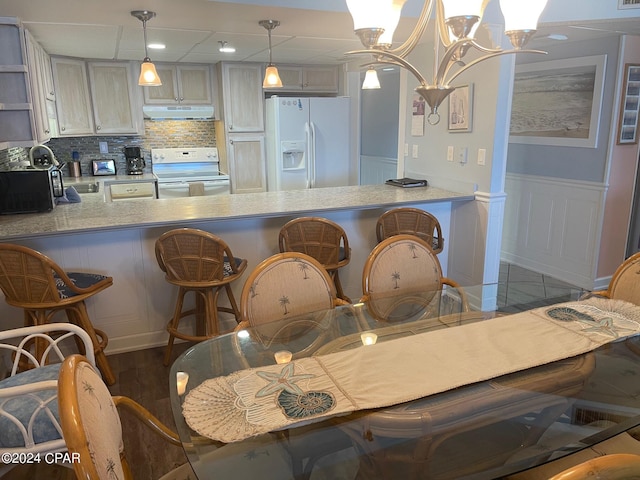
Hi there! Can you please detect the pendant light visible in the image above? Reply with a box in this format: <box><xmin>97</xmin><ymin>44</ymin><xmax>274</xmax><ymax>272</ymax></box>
<box><xmin>362</xmin><ymin>68</ymin><xmax>381</xmax><ymax>89</ymax></box>
<box><xmin>131</xmin><ymin>10</ymin><xmax>162</xmax><ymax>87</ymax></box>
<box><xmin>259</xmin><ymin>20</ymin><xmax>283</xmax><ymax>88</ymax></box>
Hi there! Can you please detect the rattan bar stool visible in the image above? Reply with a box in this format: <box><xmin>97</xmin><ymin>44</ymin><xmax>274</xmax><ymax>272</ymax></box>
<box><xmin>0</xmin><ymin>243</ymin><xmax>115</xmax><ymax>385</ymax></box>
<box><xmin>278</xmin><ymin>216</ymin><xmax>352</xmax><ymax>302</ymax></box>
<box><xmin>155</xmin><ymin>228</ymin><xmax>247</xmax><ymax>366</ymax></box>
<box><xmin>376</xmin><ymin>207</ymin><xmax>444</xmax><ymax>254</ymax></box>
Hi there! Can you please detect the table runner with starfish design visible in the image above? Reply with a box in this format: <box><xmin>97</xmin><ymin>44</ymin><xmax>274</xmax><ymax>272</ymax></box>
<box><xmin>182</xmin><ymin>297</ymin><xmax>640</xmax><ymax>443</ymax></box>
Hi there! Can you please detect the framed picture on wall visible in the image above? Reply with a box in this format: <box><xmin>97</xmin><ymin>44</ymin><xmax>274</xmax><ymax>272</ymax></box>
<box><xmin>617</xmin><ymin>63</ymin><xmax>640</xmax><ymax>144</ymax></box>
<box><xmin>509</xmin><ymin>55</ymin><xmax>607</xmax><ymax>148</ymax></box>
<box><xmin>448</xmin><ymin>84</ymin><xmax>473</xmax><ymax>132</ymax></box>
<box><xmin>619</xmin><ymin>0</ymin><xmax>640</xmax><ymax>9</ymax></box>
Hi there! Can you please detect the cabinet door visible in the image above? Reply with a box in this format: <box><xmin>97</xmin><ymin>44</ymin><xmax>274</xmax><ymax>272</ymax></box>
<box><xmin>221</xmin><ymin>63</ymin><xmax>264</xmax><ymax>132</ymax></box>
<box><xmin>24</xmin><ymin>29</ymin><xmax>50</xmax><ymax>142</ymax></box>
<box><xmin>303</xmin><ymin>66</ymin><xmax>338</xmax><ymax>92</ymax></box>
<box><xmin>227</xmin><ymin>134</ymin><xmax>266</xmax><ymax>193</ymax></box>
<box><xmin>88</xmin><ymin>62</ymin><xmax>140</xmax><ymax>134</ymax></box>
<box><xmin>177</xmin><ymin>65</ymin><xmax>212</xmax><ymax>104</ymax></box>
<box><xmin>143</xmin><ymin>65</ymin><xmax>179</xmax><ymax>104</ymax></box>
<box><xmin>51</xmin><ymin>57</ymin><xmax>94</xmax><ymax>136</ymax></box>
<box><xmin>270</xmin><ymin>66</ymin><xmax>303</xmax><ymax>91</ymax></box>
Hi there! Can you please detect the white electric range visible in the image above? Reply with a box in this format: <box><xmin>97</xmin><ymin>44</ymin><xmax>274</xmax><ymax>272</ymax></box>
<box><xmin>151</xmin><ymin>147</ymin><xmax>230</xmax><ymax>199</ymax></box>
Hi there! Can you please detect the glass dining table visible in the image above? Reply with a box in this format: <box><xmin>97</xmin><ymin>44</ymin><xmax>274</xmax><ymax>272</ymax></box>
<box><xmin>169</xmin><ymin>283</ymin><xmax>640</xmax><ymax>480</ymax></box>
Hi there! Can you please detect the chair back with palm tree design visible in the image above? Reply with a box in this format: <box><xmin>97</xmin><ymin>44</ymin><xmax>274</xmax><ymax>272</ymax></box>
<box><xmin>361</xmin><ymin>235</ymin><xmax>468</xmax><ymax>322</ymax></box>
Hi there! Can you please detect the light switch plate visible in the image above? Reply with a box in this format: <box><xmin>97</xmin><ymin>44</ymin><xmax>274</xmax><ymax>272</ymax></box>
<box><xmin>412</xmin><ymin>145</ymin><xmax>419</xmax><ymax>158</ymax></box>
<box><xmin>477</xmin><ymin>148</ymin><xmax>486</xmax><ymax>166</ymax></box>
<box><xmin>447</xmin><ymin>146</ymin><xmax>454</xmax><ymax>162</ymax></box>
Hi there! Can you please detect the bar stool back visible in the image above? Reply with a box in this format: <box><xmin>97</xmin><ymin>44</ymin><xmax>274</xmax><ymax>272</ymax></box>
<box><xmin>0</xmin><ymin>243</ymin><xmax>115</xmax><ymax>385</ymax></box>
<box><xmin>376</xmin><ymin>207</ymin><xmax>444</xmax><ymax>254</ymax></box>
<box><xmin>155</xmin><ymin>228</ymin><xmax>247</xmax><ymax>365</ymax></box>
<box><xmin>278</xmin><ymin>216</ymin><xmax>351</xmax><ymax>302</ymax></box>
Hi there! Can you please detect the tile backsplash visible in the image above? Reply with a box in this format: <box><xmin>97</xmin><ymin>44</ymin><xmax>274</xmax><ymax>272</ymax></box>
<box><xmin>0</xmin><ymin>119</ymin><xmax>217</xmax><ymax>176</ymax></box>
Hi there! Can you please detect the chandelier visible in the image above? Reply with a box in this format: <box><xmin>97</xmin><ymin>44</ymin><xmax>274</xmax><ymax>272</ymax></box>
<box><xmin>346</xmin><ymin>0</ymin><xmax>549</xmax><ymax>124</ymax></box>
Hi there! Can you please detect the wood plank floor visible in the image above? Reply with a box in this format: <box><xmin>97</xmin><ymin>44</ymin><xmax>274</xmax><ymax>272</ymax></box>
<box><xmin>1</xmin><ymin>343</ymin><xmax>194</xmax><ymax>480</ymax></box>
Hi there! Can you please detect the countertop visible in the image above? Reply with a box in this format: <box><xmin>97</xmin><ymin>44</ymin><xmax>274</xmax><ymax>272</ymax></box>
<box><xmin>0</xmin><ymin>184</ymin><xmax>474</xmax><ymax>240</ymax></box>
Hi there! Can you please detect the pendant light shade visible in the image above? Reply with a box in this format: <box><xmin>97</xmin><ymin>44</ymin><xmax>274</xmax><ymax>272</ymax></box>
<box><xmin>263</xmin><ymin>65</ymin><xmax>283</xmax><ymax>88</ymax></box>
<box><xmin>260</xmin><ymin>19</ymin><xmax>282</xmax><ymax>89</ymax></box>
<box><xmin>362</xmin><ymin>68</ymin><xmax>381</xmax><ymax>89</ymax></box>
<box><xmin>139</xmin><ymin>60</ymin><xmax>162</xmax><ymax>86</ymax></box>
<box><xmin>131</xmin><ymin>10</ymin><xmax>162</xmax><ymax>87</ymax></box>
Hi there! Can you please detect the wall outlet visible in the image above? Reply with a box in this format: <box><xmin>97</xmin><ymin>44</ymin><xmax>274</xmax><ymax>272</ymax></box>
<box><xmin>99</xmin><ymin>142</ymin><xmax>108</xmax><ymax>154</ymax></box>
<box><xmin>447</xmin><ymin>146</ymin><xmax>454</xmax><ymax>162</ymax></box>
<box><xmin>404</xmin><ymin>143</ymin><xmax>409</xmax><ymax>156</ymax></box>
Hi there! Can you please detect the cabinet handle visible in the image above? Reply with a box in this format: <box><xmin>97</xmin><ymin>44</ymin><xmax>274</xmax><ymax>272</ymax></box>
<box><xmin>175</xmin><ymin>97</ymin><xmax>179</xmax><ymax>102</ymax></box>
<box><xmin>179</xmin><ymin>97</ymin><xmax>184</xmax><ymax>102</ymax></box>
<box><xmin>45</xmin><ymin>129</ymin><xmax>50</xmax><ymax>134</ymax></box>
<box><xmin>96</xmin><ymin>125</ymin><xmax>101</xmax><ymax>130</ymax></box>
<box><xmin>230</xmin><ymin>139</ymin><xmax>234</xmax><ymax>145</ymax></box>
<box><xmin>230</xmin><ymin>125</ymin><xmax>233</xmax><ymax>130</ymax></box>
<box><xmin>61</xmin><ymin>126</ymin><xmax>66</xmax><ymax>131</ymax></box>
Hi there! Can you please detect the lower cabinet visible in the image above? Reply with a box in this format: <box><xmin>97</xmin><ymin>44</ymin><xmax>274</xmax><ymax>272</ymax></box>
<box><xmin>223</xmin><ymin>133</ymin><xmax>267</xmax><ymax>194</ymax></box>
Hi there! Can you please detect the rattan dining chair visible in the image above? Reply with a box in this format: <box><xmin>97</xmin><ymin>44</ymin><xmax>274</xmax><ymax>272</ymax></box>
<box><xmin>361</xmin><ymin>234</ymin><xmax>469</xmax><ymax>322</ymax></box>
<box><xmin>0</xmin><ymin>243</ymin><xmax>115</xmax><ymax>385</ymax></box>
<box><xmin>376</xmin><ymin>207</ymin><xmax>444</xmax><ymax>254</ymax></box>
<box><xmin>58</xmin><ymin>354</ymin><xmax>194</xmax><ymax>480</ymax></box>
<box><xmin>548</xmin><ymin>453</ymin><xmax>640</xmax><ymax>480</ymax></box>
<box><xmin>591</xmin><ymin>251</ymin><xmax>640</xmax><ymax>305</ymax></box>
<box><xmin>278</xmin><ymin>216</ymin><xmax>352</xmax><ymax>302</ymax></box>
<box><xmin>0</xmin><ymin>323</ymin><xmax>95</xmax><ymax>477</ymax></box>
<box><xmin>155</xmin><ymin>228</ymin><xmax>247</xmax><ymax>366</ymax></box>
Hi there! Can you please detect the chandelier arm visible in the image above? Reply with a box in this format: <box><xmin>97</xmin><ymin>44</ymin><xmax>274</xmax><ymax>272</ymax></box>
<box><xmin>387</xmin><ymin>0</ymin><xmax>435</xmax><ymax>58</ymax></box>
<box><xmin>444</xmin><ymin>49</ymin><xmax>547</xmax><ymax>86</ymax></box>
<box><xmin>436</xmin><ymin>0</ymin><xmax>452</xmax><ymax>49</ymax></box>
<box><xmin>348</xmin><ymin>49</ymin><xmax>428</xmax><ymax>86</ymax></box>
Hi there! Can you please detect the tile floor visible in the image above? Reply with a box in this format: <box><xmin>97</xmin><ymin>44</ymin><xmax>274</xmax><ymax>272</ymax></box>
<box><xmin>497</xmin><ymin>262</ymin><xmax>588</xmax><ymax>313</ymax></box>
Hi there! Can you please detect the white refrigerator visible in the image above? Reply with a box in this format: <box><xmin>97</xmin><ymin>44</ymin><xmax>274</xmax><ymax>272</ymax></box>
<box><xmin>265</xmin><ymin>96</ymin><xmax>351</xmax><ymax>191</ymax></box>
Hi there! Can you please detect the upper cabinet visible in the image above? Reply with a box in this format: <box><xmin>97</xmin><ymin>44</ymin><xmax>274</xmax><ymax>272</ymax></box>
<box><xmin>218</xmin><ymin>62</ymin><xmax>264</xmax><ymax>132</ymax></box>
<box><xmin>143</xmin><ymin>64</ymin><xmax>213</xmax><ymax>105</ymax></box>
<box><xmin>87</xmin><ymin>62</ymin><xmax>141</xmax><ymax>135</ymax></box>
<box><xmin>0</xmin><ymin>18</ymin><xmax>38</xmax><ymax>149</ymax></box>
<box><xmin>264</xmin><ymin>65</ymin><xmax>339</xmax><ymax>94</ymax></box>
<box><xmin>24</xmin><ymin>28</ymin><xmax>57</xmax><ymax>142</ymax></box>
<box><xmin>51</xmin><ymin>57</ymin><xmax>143</xmax><ymax>136</ymax></box>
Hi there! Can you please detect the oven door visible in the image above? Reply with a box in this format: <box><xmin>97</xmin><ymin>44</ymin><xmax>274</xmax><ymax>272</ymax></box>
<box><xmin>157</xmin><ymin>179</ymin><xmax>230</xmax><ymax>199</ymax></box>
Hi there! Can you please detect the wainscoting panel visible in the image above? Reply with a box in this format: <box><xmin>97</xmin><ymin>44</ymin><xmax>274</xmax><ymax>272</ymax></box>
<box><xmin>360</xmin><ymin>155</ymin><xmax>397</xmax><ymax>185</ymax></box>
<box><xmin>502</xmin><ymin>174</ymin><xmax>605</xmax><ymax>289</ymax></box>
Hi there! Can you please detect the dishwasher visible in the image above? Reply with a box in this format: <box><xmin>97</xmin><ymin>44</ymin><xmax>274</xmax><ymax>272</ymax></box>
<box><xmin>108</xmin><ymin>181</ymin><xmax>157</xmax><ymax>201</ymax></box>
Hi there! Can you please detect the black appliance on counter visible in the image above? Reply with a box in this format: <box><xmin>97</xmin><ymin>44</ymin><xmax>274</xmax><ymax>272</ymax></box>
<box><xmin>0</xmin><ymin>166</ymin><xmax>64</xmax><ymax>214</ymax></box>
<box><xmin>124</xmin><ymin>146</ymin><xmax>146</xmax><ymax>175</ymax></box>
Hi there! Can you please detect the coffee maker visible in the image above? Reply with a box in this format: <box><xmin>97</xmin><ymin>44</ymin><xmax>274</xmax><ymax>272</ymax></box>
<box><xmin>124</xmin><ymin>146</ymin><xmax>145</xmax><ymax>175</ymax></box>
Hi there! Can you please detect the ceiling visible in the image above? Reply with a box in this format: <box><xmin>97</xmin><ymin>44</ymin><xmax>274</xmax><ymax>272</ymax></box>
<box><xmin>1</xmin><ymin>0</ymin><xmax>640</xmax><ymax>66</ymax></box>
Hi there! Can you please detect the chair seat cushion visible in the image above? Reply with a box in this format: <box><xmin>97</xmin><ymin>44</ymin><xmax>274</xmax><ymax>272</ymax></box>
<box><xmin>53</xmin><ymin>272</ymin><xmax>109</xmax><ymax>298</ymax></box>
<box><xmin>0</xmin><ymin>364</ymin><xmax>61</xmax><ymax>448</ymax></box>
<box><xmin>223</xmin><ymin>257</ymin><xmax>245</xmax><ymax>277</ymax></box>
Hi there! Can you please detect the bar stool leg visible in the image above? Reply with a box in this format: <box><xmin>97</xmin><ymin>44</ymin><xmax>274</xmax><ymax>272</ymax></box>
<box><xmin>224</xmin><ymin>284</ymin><xmax>242</xmax><ymax>323</ymax></box>
<box><xmin>67</xmin><ymin>302</ymin><xmax>116</xmax><ymax>386</ymax></box>
<box><xmin>331</xmin><ymin>271</ymin><xmax>351</xmax><ymax>303</ymax></box>
<box><xmin>164</xmin><ymin>287</ymin><xmax>187</xmax><ymax>366</ymax></box>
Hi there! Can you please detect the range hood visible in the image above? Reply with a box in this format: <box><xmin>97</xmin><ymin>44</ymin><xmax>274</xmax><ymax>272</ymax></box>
<box><xmin>142</xmin><ymin>105</ymin><xmax>214</xmax><ymax>120</ymax></box>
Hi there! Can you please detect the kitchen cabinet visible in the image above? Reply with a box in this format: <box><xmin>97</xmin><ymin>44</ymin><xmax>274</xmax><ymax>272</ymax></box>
<box><xmin>264</xmin><ymin>65</ymin><xmax>339</xmax><ymax>93</ymax></box>
<box><xmin>51</xmin><ymin>57</ymin><xmax>94</xmax><ymax>136</ymax></box>
<box><xmin>143</xmin><ymin>64</ymin><xmax>212</xmax><ymax>105</ymax></box>
<box><xmin>51</xmin><ymin>57</ymin><xmax>143</xmax><ymax>136</ymax></box>
<box><xmin>88</xmin><ymin>62</ymin><xmax>142</xmax><ymax>135</ymax></box>
<box><xmin>24</xmin><ymin>29</ymin><xmax>57</xmax><ymax>142</ymax></box>
<box><xmin>0</xmin><ymin>17</ymin><xmax>37</xmax><ymax>149</ymax></box>
<box><xmin>220</xmin><ymin>133</ymin><xmax>267</xmax><ymax>194</ymax></box>
<box><xmin>218</xmin><ymin>62</ymin><xmax>264</xmax><ymax>132</ymax></box>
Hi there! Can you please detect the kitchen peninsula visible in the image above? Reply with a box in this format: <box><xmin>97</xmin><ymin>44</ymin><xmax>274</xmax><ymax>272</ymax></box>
<box><xmin>0</xmin><ymin>184</ymin><xmax>474</xmax><ymax>353</ymax></box>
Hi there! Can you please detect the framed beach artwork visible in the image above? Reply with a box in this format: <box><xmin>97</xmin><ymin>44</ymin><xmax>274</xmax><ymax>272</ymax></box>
<box><xmin>448</xmin><ymin>84</ymin><xmax>473</xmax><ymax>132</ymax></box>
<box><xmin>509</xmin><ymin>55</ymin><xmax>607</xmax><ymax>148</ymax></box>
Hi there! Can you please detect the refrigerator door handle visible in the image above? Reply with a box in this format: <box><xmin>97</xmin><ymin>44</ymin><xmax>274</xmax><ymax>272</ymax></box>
<box><xmin>309</xmin><ymin>121</ymin><xmax>317</xmax><ymax>188</ymax></box>
<box><xmin>305</xmin><ymin>122</ymin><xmax>312</xmax><ymax>189</ymax></box>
